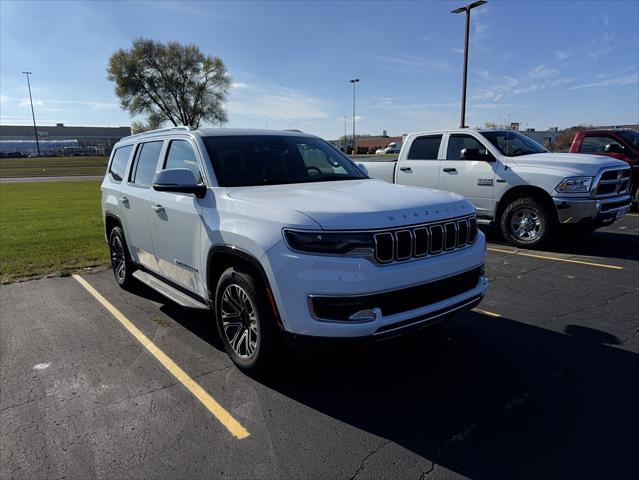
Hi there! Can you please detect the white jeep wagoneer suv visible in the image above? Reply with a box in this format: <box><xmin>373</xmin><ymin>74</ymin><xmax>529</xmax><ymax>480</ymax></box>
<box><xmin>101</xmin><ymin>126</ymin><xmax>488</xmax><ymax>371</ymax></box>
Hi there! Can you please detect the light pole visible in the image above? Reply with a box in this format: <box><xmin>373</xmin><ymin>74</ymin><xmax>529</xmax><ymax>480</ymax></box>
<box><xmin>349</xmin><ymin>78</ymin><xmax>359</xmax><ymax>152</ymax></box>
<box><xmin>451</xmin><ymin>0</ymin><xmax>486</xmax><ymax>128</ymax></box>
<box><xmin>22</xmin><ymin>71</ymin><xmax>41</xmax><ymax>156</ymax></box>
<box><xmin>343</xmin><ymin>115</ymin><xmax>348</xmax><ymax>150</ymax></box>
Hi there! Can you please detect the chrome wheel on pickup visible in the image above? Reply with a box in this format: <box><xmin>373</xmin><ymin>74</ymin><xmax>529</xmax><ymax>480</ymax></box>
<box><xmin>215</xmin><ymin>267</ymin><xmax>276</xmax><ymax>373</ymax></box>
<box><xmin>510</xmin><ymin>207</ymin><xmax>542</xmax><ymax>241</ymax></box>
<box><xmin>500</xmin><ymin>197</ymin><xmax>555</xmax><ymax>249</ymax></box>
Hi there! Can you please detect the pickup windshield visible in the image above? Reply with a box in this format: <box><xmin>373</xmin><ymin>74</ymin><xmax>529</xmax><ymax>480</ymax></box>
<box><xmin>618</xmin><ymin>130</ymin><xmax>639</xmax><ymax>149</ymax></box>
<box><xmin>481</xmin><ymin>130</ymin><xmax>547</xmax><ymax>157</ymax></box>
<box><xmin>203</xmin><ymin>135</ymin><xmax>366</xmax><ymax>187</ymax></box>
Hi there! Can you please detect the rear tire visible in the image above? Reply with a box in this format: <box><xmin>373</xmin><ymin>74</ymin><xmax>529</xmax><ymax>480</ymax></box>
<box><xmin>214</xmin><ymin>267</ymin><xmax>276</xmax><ymax>373</ymax></box>
<box><xmin>500</xmin><ymin>197</ymin><xmax>555</xmax><ymax>249</ymax></box>
<box><xmin>108</xmin><ymin>226</ymin><xmax>135</xmax><ymax>288</ymax></box>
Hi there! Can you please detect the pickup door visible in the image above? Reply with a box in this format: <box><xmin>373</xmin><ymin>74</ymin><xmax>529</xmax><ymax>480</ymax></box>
<box><xmin>439</xmin><ymin>133</ymin><xmax>496</xmax><ymax>220</ymax></box>
<box><xmin>394</xmin><ymin>134</ymin><xmax>442</xmax><ymax>189</ymax></box>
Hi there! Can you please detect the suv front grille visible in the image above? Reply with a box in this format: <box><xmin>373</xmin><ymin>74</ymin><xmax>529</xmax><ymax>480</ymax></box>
<box><xmin>373</xmin><ymin>215</ymin><xmax>477</xmax><ymax>264</ymax></box>
<box><xmin>594</xmin><ymin>168</ymin><xmax>631</xmax><ymax>197</ymax></box>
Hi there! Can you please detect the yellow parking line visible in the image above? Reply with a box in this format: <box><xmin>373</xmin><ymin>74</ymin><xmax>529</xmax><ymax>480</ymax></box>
<box><xmin>72</xmin><ymin>274</ymin><xmax>250</xmax><ymax>440</ymax></box>
<box><xmin>473</xmin><ymin>308</ymin><xmax>501</xmax><ymax>317</ymax></box>
<box><xmin>487</xmin><ymin>247</ymin><xmax>623</xmax><ymax>270</ymax></box>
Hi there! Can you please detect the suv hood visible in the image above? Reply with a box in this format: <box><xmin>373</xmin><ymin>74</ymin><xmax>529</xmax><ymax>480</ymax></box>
<box><xmin>510</xmin><ymin>152</ymin><xmax>627</xmax><ymax>175</ymax></box>
<box><xmin>227</xmin><ymin>179</ymin><xmax>474</xmax><ymax>230</ymax></box>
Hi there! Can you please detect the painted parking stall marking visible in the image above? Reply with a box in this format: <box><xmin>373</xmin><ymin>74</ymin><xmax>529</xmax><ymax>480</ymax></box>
<box><xmin>72</xmin><ymin>274</ymin><xmax>250</xmax><ymax>440</ymax></box>
<box><xmin>487</xmin><ymin>247</ymin><xmax>624</xmax><ymax>270</ymax></box>
<box><xmin>473</xmin><ymin>308</ymin><xmax>501</xmax><ymax>317</ymax></box>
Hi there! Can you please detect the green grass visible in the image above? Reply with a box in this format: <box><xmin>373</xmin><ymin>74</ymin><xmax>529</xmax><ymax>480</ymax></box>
<box><xmin>0</xmin><ymin>156</ymin><xmax>108</xmax><ymax>178</ymax></box>
<box><xmin>0</xmin><ymin>181</ymin><xmax>108</xmax><ymax>283</ymax></box>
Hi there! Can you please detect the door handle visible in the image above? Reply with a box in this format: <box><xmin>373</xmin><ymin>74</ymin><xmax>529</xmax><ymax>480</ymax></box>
<box><xmin>150</xmin><ymin>203</ymin><xmax>164</xmax><ymax>213</ymax></box>
<box><xmin>399</xmin><ymin>167</ymin><xmax>412</xmax><ymax>172</ymax></box>
<box><xmin>443</xmin><ymin>168</ymin><xmax>457</xmax><ymax>173</ymax></box>
<box><xmin>119</xmin><ymin>196</ymin><xmax>129</xmax><ymax>204</ymax></box>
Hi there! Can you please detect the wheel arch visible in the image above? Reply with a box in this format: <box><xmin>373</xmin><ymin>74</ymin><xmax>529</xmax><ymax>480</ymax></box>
<box><xmin>104</xmin><ymin>212</ymin><xmax>122</xmax><ymax>241</ymax></box>
<box><xmin>496</xmin><ymin>185</ymin><xmax>558</xmax><ymax>224</ymax></box>
<box><xmin>206</xmin><ymin>246</ymin><xmax>282</xmax><ymax>328</ymax></box>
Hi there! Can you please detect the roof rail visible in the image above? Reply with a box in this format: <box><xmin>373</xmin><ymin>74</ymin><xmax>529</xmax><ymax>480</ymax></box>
<box><xmin>284</xmin><ymin>129</ymin><xmax>303</xmax><ymax>133</ymax></box>
<box><xmin>120</xmin><ymin>125</ymin><xmax>193</xmax><ymax>141</ymax></box>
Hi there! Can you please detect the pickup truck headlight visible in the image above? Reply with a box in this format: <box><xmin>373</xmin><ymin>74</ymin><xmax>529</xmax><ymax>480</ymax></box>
<box><xmin>283</xmin><ymin>230</ymin><xmax>374</xmax><ymax>255</ymax></box>
<box><xmin>555</xmin><ymin>176</ymin><xmax>593</xmax><ymax>193</ymax></box>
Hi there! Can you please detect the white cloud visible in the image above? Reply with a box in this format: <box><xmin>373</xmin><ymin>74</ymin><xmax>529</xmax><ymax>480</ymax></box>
<box><xmin>571</xmin><ymin>72</ymin><xmax>639</xmax><ymax>90</ymax></box>
<box><xmin>231</xmin><ymin>82</ymin><xmax>249</xmax><ymax>89</ymax></box>
<box><xmin>228</xmin><ymin>85</ymin><xmax>330</xmax><ymax>121</ymax></box>
<box><xmin>502</xmin><ymin>52</ymin><xmax>514</xmax><ymax>61</ymax></box>
<box><xmin>555</xmin><ymin>49</ymin><xmax>570</xmax><ymax>61</ymax></box>
<box><xmin>19</xmin><ymin>98</ymin><xmax>43</xmax><ymax>107</ymax></box>
<box><xmin>0</xmin><ymin>95</ymin><xmax>9</xmax><ymax>104</ymax></box>
<box><xmin>363</xmin><ymin>51</ymin><xmax>452</xmax><ymax>73</ymax></box>
<box><xmin>528</xmin><ymin>64</ymin><xmax>560</xmax><ymax>79</ymax></box>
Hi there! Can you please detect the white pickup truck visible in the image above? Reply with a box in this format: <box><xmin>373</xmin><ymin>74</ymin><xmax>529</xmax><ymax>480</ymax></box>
<box><xmin>360</xmin><ymin>129</ymin><xmax>632</xmax><ymax>248</ymax></box>
<box><xmin>102</xmin><ymin>127</ymin><xmax>488</xmax><ymax>372</ymax></box>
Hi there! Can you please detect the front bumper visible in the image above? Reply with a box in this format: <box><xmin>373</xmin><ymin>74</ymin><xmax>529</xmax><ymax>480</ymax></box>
<box><xmin>553</xmin><ymin>194</ymin><xmax>631</xmax><ymax>226</ymax></box>
<box><xmin>261</xmin><ymin>233</ymin><xmax>488</xmax><ymax>338</ymax></box>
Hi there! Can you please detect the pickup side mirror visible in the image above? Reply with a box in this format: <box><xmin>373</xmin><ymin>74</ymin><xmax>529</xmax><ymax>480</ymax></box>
<box><xmin>357</xmin><ymin>163</ymin><xmax>369</xmax><ymax>177</ymax></box>
<box><xmin>604</xmin><ymin>143</ymin><xmax>624</xmax><ymax>154</ymax></box>
<box><xmin>152</xmin><ymin>168</ymin><xmax>207</xmax><ymax>198</ymax></box>
<box><xmin>460</xmin><ymin>148</ymin><xmax>494</xmax><ymax>162</ymax></box>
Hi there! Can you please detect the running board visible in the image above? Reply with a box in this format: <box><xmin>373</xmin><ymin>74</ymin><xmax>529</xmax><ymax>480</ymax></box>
<box><xmin>132</xmin><ymin>270</ymin><xmax>209</xmax><ymax>310</ymax></box>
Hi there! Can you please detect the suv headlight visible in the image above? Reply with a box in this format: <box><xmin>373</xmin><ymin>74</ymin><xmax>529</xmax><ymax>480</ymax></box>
<box><xmin>555</xmin><ymin>176</ymin><xmax>593</xmax><ymax>193</ymax></box>
<box><xmin>283</xmin><ymin>230</ymin><xmax>373</xmax><ymax>255</ymax></box>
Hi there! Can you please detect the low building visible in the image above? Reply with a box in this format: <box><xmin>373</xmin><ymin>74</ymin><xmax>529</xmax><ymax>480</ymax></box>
<box><xmin>0</xmin><ymin>123</ymin><xmax>131</xmax><ymax>156</ymax></box>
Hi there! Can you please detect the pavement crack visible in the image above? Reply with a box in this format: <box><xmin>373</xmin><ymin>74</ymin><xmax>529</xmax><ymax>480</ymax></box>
<box><xmin>419</xmin><ymin>462</ymin><xmax>436</xmax><ymax>479</ymax></box>
<box><xmin>349</xmin><ymin>440</ymin><xmax>391</xmax><ymax>480</ymax></box>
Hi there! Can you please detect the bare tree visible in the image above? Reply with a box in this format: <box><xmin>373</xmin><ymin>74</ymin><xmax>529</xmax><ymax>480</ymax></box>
<box><xmin>107</xmin><ymin>38</ymin><xmax>231</xmax><ymax>129</ymax></box>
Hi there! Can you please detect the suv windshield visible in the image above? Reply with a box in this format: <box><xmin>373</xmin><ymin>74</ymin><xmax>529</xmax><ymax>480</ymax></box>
<box><xmin>203</xmin><ymin>135</ymin><xmax>366</xmax><ymax>187</ymax></box>
<box><xmin>481</xmin><ymin>130</ymin><xmax>547</xmax><ymax>157</ymax></box>
<box><xmin>618</xmin><ymin>130</ymin><xmax>639</xmax><ymax>149</ymax></box>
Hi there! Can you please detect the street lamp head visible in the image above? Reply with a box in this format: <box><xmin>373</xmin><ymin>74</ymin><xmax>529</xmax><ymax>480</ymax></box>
<box><xmin>22</xmin><ymin>71</ymin><xmax>33</xmax><ymax>75</ymax></box>
<box><xmin>349</xmin><ymin>78</ymin><xmax>360</xmax><ymax>83</ymax></box>
<box><xmin>451</xmin><ymin>0</ymin><xmax>486</xmax><ymax>13</ymax></box>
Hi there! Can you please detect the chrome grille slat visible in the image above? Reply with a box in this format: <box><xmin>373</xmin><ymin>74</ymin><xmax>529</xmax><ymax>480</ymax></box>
<box><xmin>593</xmin><ymin>167</ymin><xmax>631</xmax><ymax>198</ymax></box>
<box><xmin>371</xmin><ymin>215</ymin><xmax>476</xmax><ymax>264</ymax></box>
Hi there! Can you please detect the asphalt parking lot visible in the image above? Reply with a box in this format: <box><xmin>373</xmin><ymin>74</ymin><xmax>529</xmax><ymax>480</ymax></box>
<box><xmin>2</xmin><ymin>214</ymin><xmax>638</xmax><ymax>479</ymax></box>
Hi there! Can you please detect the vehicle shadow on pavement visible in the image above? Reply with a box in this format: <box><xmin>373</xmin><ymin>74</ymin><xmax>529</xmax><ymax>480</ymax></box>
<box><xmin>257</xmin><ymin>313</ymin><xmax>639</xmax><ymax>479</ymax></box>
<box><xmin>482</xmin><ymin>226</ymin><xmax>639</xmax><ymax>262</ymax></box>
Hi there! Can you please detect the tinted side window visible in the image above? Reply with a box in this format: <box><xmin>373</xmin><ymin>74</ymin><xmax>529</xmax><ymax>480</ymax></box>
<box><xmin>109</xmin><ymin>145</ymin><xmax>133</xmax><ymax>181</ymax></box>
<box><xmin>407</xmin><ymin>136</ymin><xmax>442</xmax><ymax>160</ymax></box>
<box><xmin>446</xmin><ymin>135</ymin><xmax>487</xmax><ymax>160</ymax></box>
<box><xmin>164</xmin><ymin>140</ymin><xmax>202</xmax><ymax>182</ymax></box>
<box><xmin>130</xmin><ymin>141</ymin><xmax>163</xmax><ymax>186</ymax></box>
<box><xmin>580</xmin><ymin>136</ymin><xmax>623</xmax><ymax>154</ymax></box>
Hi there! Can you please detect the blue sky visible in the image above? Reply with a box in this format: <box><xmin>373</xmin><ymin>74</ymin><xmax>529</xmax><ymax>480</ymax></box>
<box><xmin>1</xmin><ymin>0</ymin><xmax>638</xmax><ymax>139</ymax></box>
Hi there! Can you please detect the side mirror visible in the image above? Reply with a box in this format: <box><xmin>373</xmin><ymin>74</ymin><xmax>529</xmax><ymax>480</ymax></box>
<box><xmin>357</xmin><ymin>163</ymin><xmax>369</xmax><ymax>177</ymax></box>
<box><xmin>152</xmin><ymin>168</ymin><xmax>207</xmax><ymax>198</ymax></box>
<box><xmin>604</xmin><ymin>143</ymin><xmax>624</xmax><ymax>154</ymax></box>
<box><xmin>460</xmin><ymin>148</ymin><xmax>493</xmax><ymax>161</ymax></box>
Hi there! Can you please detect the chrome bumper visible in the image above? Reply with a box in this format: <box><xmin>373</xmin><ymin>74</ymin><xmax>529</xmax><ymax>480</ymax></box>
<box><xmin>553</xmin><ymin>194</ymin><xmax>632</xmax><ymax>225</ymax></box>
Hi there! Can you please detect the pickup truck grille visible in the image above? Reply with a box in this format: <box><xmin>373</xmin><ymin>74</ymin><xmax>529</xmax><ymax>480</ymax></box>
<box><xmin>373</xmin><ymin>215</ymin><xmax>477</xmax><ymax>264</ymax></box>
<box><xmin>594</xmin><ymin>168</ymin><xmax>631</xmax><ymax>198</ymax></box>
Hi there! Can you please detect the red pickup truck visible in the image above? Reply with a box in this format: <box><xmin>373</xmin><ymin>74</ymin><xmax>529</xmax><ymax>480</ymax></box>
<box><xmin>569</xmin><ymin>129</ymin><xmax>639</xmax><ymax>209</ymax></box>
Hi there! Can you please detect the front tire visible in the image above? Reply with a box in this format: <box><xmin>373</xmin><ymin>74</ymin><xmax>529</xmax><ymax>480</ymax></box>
<box><xmin>500</xmin><ymin>197</ymin><xmax>555</xmax><ymax>249</ymax></box>
<box><xmin>109</xmin><ymin>226</ymin><xmax>135</xmax><ymax>288</ymax></box>
<box><xmin>215</xmin><ymin>267</ymin><xmax>276</xmax><ymax>373</ymax></box>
